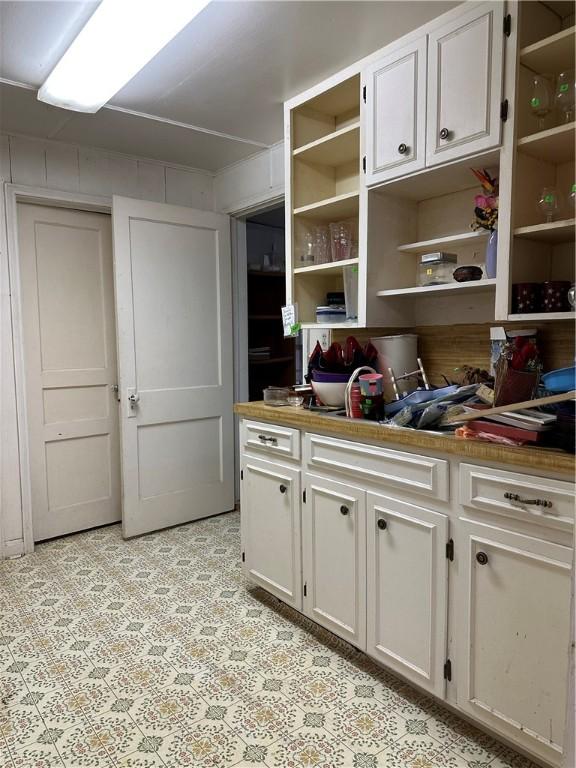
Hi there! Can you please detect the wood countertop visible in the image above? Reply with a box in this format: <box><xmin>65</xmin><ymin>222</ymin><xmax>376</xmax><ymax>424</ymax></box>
<box><xmin>234</xmin><ymin>401</ymin><xmax>575</xmax><ymax>477</ymax></box>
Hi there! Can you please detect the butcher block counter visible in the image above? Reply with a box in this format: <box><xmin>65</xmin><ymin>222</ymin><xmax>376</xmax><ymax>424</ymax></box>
<box><xmin>234</xmin><ymin>401</ymin><xmax>575</xmax><ymax>477</ymax></box>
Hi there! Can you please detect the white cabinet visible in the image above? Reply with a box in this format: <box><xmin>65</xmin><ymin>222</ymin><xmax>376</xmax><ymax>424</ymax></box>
<box><xmin>364</xmin><ymin>36</ymin><xmax>427</xmax><ymax>184</ymax></box>
<box><xmin>366</xmin><ymin>492</ymin><xmax>449</xmax><ymax>697</ymax></box>
<box><xmin>302</xmin><ymin>473</ymin><xmax>366</xmax><ymax>649</ymax></box>
<box><xmin>240</xmin><ymin>455</ymin><xmax>302</xmax><ymax>610</ymax></box>
<box><xmin>457</xmin><ymin>518</ymin><xmax>572</xmax><ymax>766</ymax></box>
<box><xmin>426</xmin><ymin>1</ymin><xmax>504</xmax><ymax>166</ymax></box>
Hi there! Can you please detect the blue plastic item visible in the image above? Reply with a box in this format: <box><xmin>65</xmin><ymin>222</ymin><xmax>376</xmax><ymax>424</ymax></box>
<box><xmin>384</xmin><ymin>385</ymin><xmax>459</xmax><ymax>417</ymax></box>
<box><xmin>541</xmin><ymin>367</ymin><xmax>576</xmax><ymax>393</ymax></box>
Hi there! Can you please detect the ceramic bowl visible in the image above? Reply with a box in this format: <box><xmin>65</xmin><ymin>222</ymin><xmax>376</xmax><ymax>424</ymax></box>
<box><xmin>453</xmin><ymin>265</ymin><xmax>483</xmax><ymax>282</ymax></box>
<box><xmin>311</xmin><ymin>380</ymin><xmax>348</xmax><ymax>407</ymax></box>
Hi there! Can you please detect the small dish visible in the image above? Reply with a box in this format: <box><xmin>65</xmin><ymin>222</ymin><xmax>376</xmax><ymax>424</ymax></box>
<box><xmin>453</xmin><ymin>265</ymin><xmax>483</xmax><ymax>282</ymax></box>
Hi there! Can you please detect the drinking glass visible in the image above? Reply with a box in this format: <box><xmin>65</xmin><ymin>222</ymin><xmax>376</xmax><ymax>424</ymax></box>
<box><xmin>312</xmin><ymin>225</ymin><xmax>330</xmax><ymax>264</ymax></box>
<box><xmin>530</xmin><ymin>75</ymin><xmax>553</xmax><ymax>130</ymax></box>
<box><xmin>329</xmin><ymin>221</ymin><xmax>353</xmax><ymax>262</ymax></box>
<box><xmin>537</xmin><ymin>186</ymin><xmax>560</xmax><ymax>223</ymax></box>
<box><xmin>299</xmin><ymin>227</ymin><xmax>315</xmax><ymax>266</ymax></box>
<box><xmin>556</xmin><ymin>70</ymin><xmax>575</xmax><ymax>123</ymax></box>
<box><xmin>570</xmin><ymin>183</ymin><xmax>576</xmax><ymax>211</ymax></box>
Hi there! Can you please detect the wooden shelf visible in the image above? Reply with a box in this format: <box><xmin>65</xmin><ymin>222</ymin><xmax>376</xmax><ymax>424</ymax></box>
<box><xmin>520</xmin><ymin>26</ymin><xmax>575</xmax><ymax>73</ymax></box>
<box><xmin>513</xmin><ymin>219</ymin><xmax>575</xmax><ymax>244</ymax></box>
<box><xmin>293</xmin><ymin>123</ymin><xmax>360</xmax><ymax>166</ymax></box>
<box><xmin>300</xmin><ymin>321</ymin><xmax>359</xmax><ymax>330</ymax></box>
<box><xmin>293</xmin><ymin>258</ymin><xmax>359</xmax><ymax>275</ymax></box>
<box><xmin>397</xmin><ymin>230</ymin><xmax>488</xmax><ymax>254</ymax></box>
<box><xmin>508</xmin><ymin>311</ymin><xmax>575</xmax><ymax>322</ymax></box>
<box><xmin>294</xmin><ymin>191</ymin><xmax>359</xmax><ymax>221</ymax></box>
<box><xmin>517</xmin><ymin>123</ymin><xmax>575</xmax><ymax>164</ymax></box>
<box><xmin>377</xmin><ymin>279</ymin><xmax>497</xmax><ymax>298</ymax></box>
<box><xmin>249</xmin><ymin>356</ymin><xmax>293</xmax><ymax>366</ymax></box>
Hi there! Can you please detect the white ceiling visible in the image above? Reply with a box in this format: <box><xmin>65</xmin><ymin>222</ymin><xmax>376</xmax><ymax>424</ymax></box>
<box><xmin>0</xmin><ymin>0</ymin><xmax>459</xmax><ymax>172</ymax></box>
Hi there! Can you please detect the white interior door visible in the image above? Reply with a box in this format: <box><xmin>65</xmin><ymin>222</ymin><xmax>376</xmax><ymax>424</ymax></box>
<box><xmin>112</xmin><ymin>196</ymin><xmax>234</xmax><ymax>538</ymax></box>
<box><xmin>18</xmin><ymin>203</ymin><xmax>121</xmax><ymax>541</ymax></box>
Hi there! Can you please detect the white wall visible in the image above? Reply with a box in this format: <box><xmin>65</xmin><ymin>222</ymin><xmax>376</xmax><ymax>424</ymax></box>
<box><xmin>0</xmin><ymin>134</ymin><xmax>215</xmax><ymax>557</ymax></box>
<box><xmin>0</xmin><ymin>133</ymin><xmax>283</xmax><ymax>557</ymax></box>
<box><xmin>214</xmin><ymin>141</ymin><xmax>284</xmax><ymax>214</ymax></box>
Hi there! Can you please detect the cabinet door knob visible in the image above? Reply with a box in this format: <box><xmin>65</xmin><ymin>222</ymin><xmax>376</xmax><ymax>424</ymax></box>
<box><xmin>377</xmin><ymin>518</ymin><xmax>387</xmax><ymax>530</ymax></box>
<box><xmin>398</xmin><ymin>143</ymin><xmax>408</xmax><ymax>155</ymax></box>
<box><xmin>476</xmin><ymin>551</ymin><xmax>488</xmax><ymax>565</ymax></box>
<box><xmin>279</xmin><ymin>484</ymin><xmax>287</xmax><ymax>494</ymax></box>
<box><xmin>340</xmin><ymin>505</ymin><xmax>349</xmax><ymax>516</ymax></box>
<box><xmin>439</xmin><ymin>127</ymin><xmax>451</xmax><ymax>140</ymax></box>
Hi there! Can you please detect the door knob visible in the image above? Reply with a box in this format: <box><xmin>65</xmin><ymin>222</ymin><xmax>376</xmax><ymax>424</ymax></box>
<box><xmin>279</xmin><ymin>484</ymin><xmax>287</xmax><ymax>494</ymax></box>
<box><xmin>439</xmin><ymin>127</ymin><xmax>451</xmax><ymax>140</ymax></box>
<box><xmin>340</xmin><ymin>505</ymin><xmax>349</xmax><ymax>515</ymax></box>
<box><xmin>128</xmin><ymin>393</ymin><xmax>140</xmax><ymax>408</ymax></box>
<box><xmin>398</xmin><ymin>143</ymin><xmax>408</xmax><ymax>154</ymax></box>
<box><xmin>476</xmin><ymin>551</ymin><xmax>488</xmax><ymax>565</ymax></box>
<box><xmin>377</xmin><ymin>518</ymin><xmax>387</xmax><ymax>530</ymax></box>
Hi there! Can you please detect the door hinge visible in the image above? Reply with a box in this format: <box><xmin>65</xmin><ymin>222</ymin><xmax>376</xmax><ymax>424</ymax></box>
<box><xmin>444</xmin><ymin>659</ymin><xmax>452</xmax><ymax>681</ymax></box>
<box><xmin>362</xmin><ymin>84</ymin><xmax>366</xmax><ymax>103</ymax></box>
<box><xmin>503</xmin><ymin>14</ymin><xmax>511</xmax><ymax>37</ymax></box>
<box><xmin>240</xmin><ymin>469</ymin><xmax>243</xmax><ymax>480</ymax></box>
<box><xmin>303</xmin><ymin>489</ymin><xmax>307</xmax><ymax>503</ymax></box>
<box><xmin>241</xmin><ymin>551</ymin><xmax>245</xmax><ymax>562</ymax></box>
<box><xmin>362</xmin><ymin>156</ymin><xmax>366</xmax><ymax>173</ymax></box>
<box><xmin>500</xmin><ymin>99</ymin><xmax>509</xmax><ymax>122</ymax></box>
<box><xmin>446</xmin><ymin>538</ymin><xmax>454</xmax><ymax>561</ymax></box>
<box><xmin>303</xmin><ymin>582</ymin><xmax>307</xmax><ymax>597</ymax></box>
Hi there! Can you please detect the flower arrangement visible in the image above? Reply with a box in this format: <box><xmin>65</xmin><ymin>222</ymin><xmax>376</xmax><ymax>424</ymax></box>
<box><xmin>471</xmin><ymin>168</ymin><xmax>498</xmax><ymax>232</ymax></box>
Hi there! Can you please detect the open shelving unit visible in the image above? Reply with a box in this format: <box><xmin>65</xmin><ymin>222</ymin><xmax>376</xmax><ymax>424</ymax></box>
<box><xmin>504</xmin><ymin>3</ymin><xmax>576</xmax><ymax>322</ymax></box>
<box><xmin>288</xmin><ymin>72</ymin><xmax>362</xmax><ymax>326</ymax></box>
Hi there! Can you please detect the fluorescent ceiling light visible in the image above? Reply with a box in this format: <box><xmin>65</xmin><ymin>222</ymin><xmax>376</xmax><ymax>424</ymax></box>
<box><xmin>38</xmin><ymin>0</ymin><xmax>211</xmax><ymax>113</ymax></box>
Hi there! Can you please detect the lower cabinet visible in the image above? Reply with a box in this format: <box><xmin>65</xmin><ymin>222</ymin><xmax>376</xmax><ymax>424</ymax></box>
<box><xmin>302</xmin><ymin>473</ymin><xmax>366</xmax><ymax>650</ymax></box>
<box><xmin>366</xmin><ymin>492</ymin><xmax>449</xmax><ymax>697</ymax></box>
<box><xmin>457</xmin><ymin>519</ymin><xmax>572</xmax><ymax>766</ymax></box>
<box><xmin>240</xmin><ymin>423</ymin><xmax>573</xmax><ymax>767</ymax></box>
<box><xmin>240</xmin><ymin>455</ymin><xmax>302</xmax><ymax>610</ymax></box>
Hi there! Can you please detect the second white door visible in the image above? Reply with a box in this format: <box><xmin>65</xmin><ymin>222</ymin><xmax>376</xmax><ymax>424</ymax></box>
<box><xmin>112</xmin><ymin>197</ymin><xmax>235</xmax><ymax>538</ymax></box>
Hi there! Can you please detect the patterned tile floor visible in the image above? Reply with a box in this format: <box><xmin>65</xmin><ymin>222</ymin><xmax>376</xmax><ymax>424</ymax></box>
<box><xmin>0</xmin><ymin>511</ymin><xmax>538</xmax><ymax>768</ymax></box>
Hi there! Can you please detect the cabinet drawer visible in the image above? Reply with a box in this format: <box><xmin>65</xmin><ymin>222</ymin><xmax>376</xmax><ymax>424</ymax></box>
<box><xmin>305</xmin><ymin>433</ymin><xmax>449</xmax><ymax>501</ymax></box>
<box><xmin>459</xmin><ymin>463</ymin><xmax>575</xmax><ymax>531</ymax></box>
<box><xmin>241</xmin><ymin>420</ymin><xmax>300</xmax><ymax>461</ymax></box>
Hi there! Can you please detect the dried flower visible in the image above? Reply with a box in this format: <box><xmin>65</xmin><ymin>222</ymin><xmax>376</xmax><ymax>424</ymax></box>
<box><xmin>471</xmin><ymin>168</ymin><xmax>498</xmax><ymax>232</ymax></box>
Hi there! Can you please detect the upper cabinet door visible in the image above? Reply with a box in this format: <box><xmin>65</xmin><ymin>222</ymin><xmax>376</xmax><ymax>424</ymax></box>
<box><xmin>426</xmin><ymin>1</ymin><xmax>504</xmax><ymax>166</ymax></box>
<box><xmin>364</xmin><ymin>36</ymin><xmax>427</xmax><ymax>185</ymax></box>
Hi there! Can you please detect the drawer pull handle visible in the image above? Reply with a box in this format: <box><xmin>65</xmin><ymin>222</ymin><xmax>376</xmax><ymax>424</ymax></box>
<box><xmin>340</xmin><ymin>505</ymin><xmax>350</xmax><ymax>516</ymax></box>
<box><xmin>257</xmin><ymin>434</ymin><xmax>278</xmax><ymax>445</ymax></box>
<box><xmin>504</xmin><ymin>492</ymin><xmax>552</xmax><ymax>509</ymax></box>
<box><xmin>476</xmin><ymin>551</ymin><xmax>488</xmax><ymax>565</ymax></box>
<box><xmin>279</xmin><ymin>484</ymin><xmax>287</xmax><ymax>494</ymax></box>
<box><xmin>398</xmin><ymin>143</ymin><xmax>408</xmax><ymax>155</ymax></box>
<box><xmin>377</xmin><ymin>518</ymin><xmax>387</xmax><ymax>530</ymax></box>
<box><xmin>439</xmin><ymin>127</ymin><xmax>451</xmax><ymax>140</ymax></box>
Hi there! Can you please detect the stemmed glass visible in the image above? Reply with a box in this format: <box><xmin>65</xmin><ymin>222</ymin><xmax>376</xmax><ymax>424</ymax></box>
<box><xmin>556</xmin><ymin>71</ymin><xmax>575</xmax><ymax>124</ymax></box>
<box><xmin>537</xmin><ymin>187</ymin><xmax>560</xmax><ymax>223</ymax></box>
<box><xmin>530</xmin><ymin>75</ymin><xmax>553</xmax><ymax>130</ymax></box>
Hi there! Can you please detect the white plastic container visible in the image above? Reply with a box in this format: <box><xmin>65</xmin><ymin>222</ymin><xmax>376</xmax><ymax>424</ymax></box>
<box><xmin>370</xmin><ymin>334</ymin><xmax>418</xmax><ymax>401</ymax></box>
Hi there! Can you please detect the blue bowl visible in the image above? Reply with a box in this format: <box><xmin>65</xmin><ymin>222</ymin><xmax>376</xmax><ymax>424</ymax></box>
<box><xmin>541</xmin><ymin>367</ymin><xmax>576</xmax><ymax>393</ymax></box>
<box><xmin>384</xmin><ymin>385</ymin><xmax>459</xmax><ymax>417</ymax></box>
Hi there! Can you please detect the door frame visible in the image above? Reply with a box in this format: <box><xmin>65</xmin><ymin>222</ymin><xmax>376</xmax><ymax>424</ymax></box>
<box><xmin>4</xmin><ymin>184</ymin><xmax>112</xmax><ymax>554</ymax></box>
